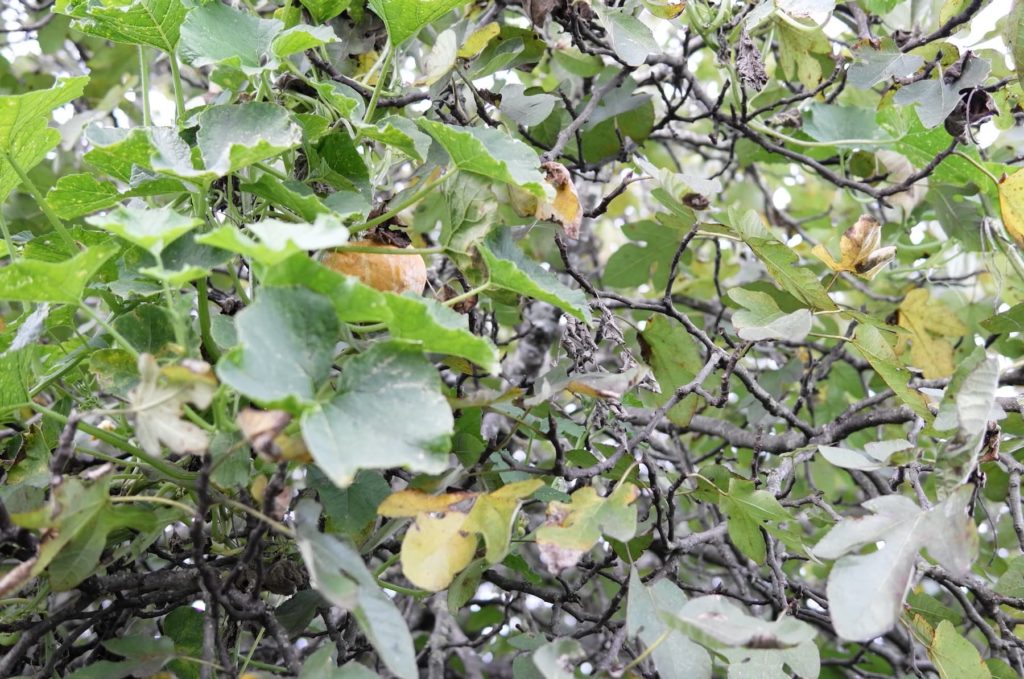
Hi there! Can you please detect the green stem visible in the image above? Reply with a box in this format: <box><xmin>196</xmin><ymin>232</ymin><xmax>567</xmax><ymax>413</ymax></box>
<box><xmin>79</xmin><ymin>302</ymin><xmax>140</xmax><ymax>359</ymax></box>
<box><xmin>373</xmin><ymin>552</ymin><xmax>401</xmax><ymax>577</ymax></box>
<box><xmin>139</xmin><ymin>45</ymin><xmax>152</xmax><ymax>127</ymax></box>
<box><xmin>215</xmin><ymin>494</ymin><xmax>295</xmax><ymax>538</ymax></box>
<box><xmin>622</xmin><ymin>629</ymin><xmax>671</xmax><ymax>672</ymax></box>
<box><xmin>0</xmin><ymin>149</ymin><xmax>75</xmax><ymax>250</ymax></box>
<box><xmin>29</xmin><ymin>403</ymin><xmax>196</xmax><ymax>483</ymax></box>
<box><xmin>235</xmin><ymin>654</ymin><xmax>287</xmax><ymax>674</ymax></box>
<box><xmin>353</xmin><ymin>171</ymin><xmax>449</xmax><ymax>233</ymax></box>
<box><xmin>377</xmin><ymin>579</ymin><xmax>428</xmax><ymax>598</ymax></box>
<box><xmin>444</xmin><ymin>282</ymin><xmax>489</xmax><ymax>307</ymax></box>
<box><xmin>239</xmin><ymin>628</ymin><xmax>265</xmax><ymax>675</ymax></box>
<box><xmin>229</xmin><ymin>263</ymin><xmax>251</xmax><ymax>305</ymax></box>
<box><xmin>169</xmin><ymin>53</ymin><xmax>186</xmax><ymax>121</ymax></box>
<box><xmin>952</xmin><ymin>150</ymin><xmax>1000</xmax><ymax>189</ymax></box>
<box><xmin>0</xmin><ymin>212</ymin><xmax>17</xmax><ymax>262</ymax></box>
<box><xmin>808</xmin><ymin>332</ymin><xmax>853</xmax><ymax>342</ymax></box>
<box><xmin>253</xmin><ymin>161</ymin><xmax>289</xmax><ymax>181</ymax></box>
<box><xmin>110</xmin><ymin>495</ymin><xmax>196</xmax><ymax>515</ymax></box>
<box><xmin>183</xmin><ymin>405</ymin><xmax>217</xmax><ymax>432</ymax></box>
<box><xmin>349</xmin><ymin>322</ymin><xmax>388</xmax><ymax>333</ymax></box>
<box><xmin>362</xmin><ymin>44</ymin><xmax>393</xmax><ymax>125</ymax></box>
<box><xmin>197</xmin><ymin>277</ymin><xmax>221</xmax><ymax>362</ymax></box>
<box><xmin>750</xmin><ymin>121</ymin><xmax>897</xmax><ymax>148</ymax></box>
<box><xmin>154</xmin><ymin>253</ymin><xmax>189</xmax><ymax>352</ymax></box>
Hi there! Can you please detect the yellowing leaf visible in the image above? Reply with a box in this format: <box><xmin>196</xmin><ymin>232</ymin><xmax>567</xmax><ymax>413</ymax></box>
<box><xmin>642</xmin><ymin>0</ymin><xmax>686</xmax><ymax>19</ymax></box>
<box><xmin>377</xmin><ymin>489</ymin><xmax>476</xmax><ymax>517</ymax></box>
<box><xmin>535</xmin><ymin>161</ymin><xmax>582</xmax><ymax>239</ymax></box>
<box><xmin>457</xmin><ymin>21</ymin><xmax>499</xmax><ymax>59</ymax></box>
<box><xmin>356</xmin><ymin>50</ymin><xmax>380</xmax><ymax>86</ymax></box>
<box><xmin>812</xmin><ymin>214</ymin><xmax>896</xmax><ymax>279</ymax></box>
<box><xmin>897</xmin><ymin>289</ymin><xmax>966</xmax><ymax>379</ymax></box>
<box><xmin>463</xmin><ymin>479</ymin><xmax>543</xmax><ymax>563</ymax></box>
<box><xmin>564</xmin><ymin>366</ymin><xmax>648</xmax><ymax>400</ymax></box>
<box><xmin>536</xmin><ymin>483</ymin><xmax>639</xmax><ymax>574</ymax></box>
<box><xmin>998</xmin><ymin>168</ymin><xmax>1024</xmax><ymax>248</ymax></box>
<box><xmin>378</xmin><ymin>482</ymin><xmax>543</xmax><ymax>590</ymax></box>
<box><xmin>400</xmin><ymin>511</ymin><xmax>477</xmax><ymax>592</ymax></box>
<box><xmin>238</xmin><ymin>408</ymin><xmax>311</xmax><ymax>462</ymax></box>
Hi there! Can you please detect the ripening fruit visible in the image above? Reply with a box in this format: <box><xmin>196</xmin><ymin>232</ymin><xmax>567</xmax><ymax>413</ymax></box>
<box><xmin>321</xmin><ymin>240</ymin><xmax>427</xmax><ymax>294</ymax></box>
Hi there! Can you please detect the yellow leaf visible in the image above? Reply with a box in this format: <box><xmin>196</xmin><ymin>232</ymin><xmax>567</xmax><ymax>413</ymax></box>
<box><xmin>377</xmin><ymin>489</ymin><xmax>476</xmax><ymax>517</ymax></box>
<box><xmin>250</xmin><ymin>474</ymin><xmax>268</xmax><ymax>504</ymax></box>
<box><xmin>812</xmin><ymin>215</ymin><xmax>896</xmax><ymax>279</ymax></box>
<box><xmin>463</xmin><ymin>479</ymin><xmax>543</xmax><ymax>563</ymax></box>
<box><xmin>356</xmin><ymin>50</ymin><xmax>380</xmax><ymax>86</ymax></box>
<box><xmin>897</xmin><ymin>289</ymin><xmax>966</xmax><ymax>379</ymax></box>
<box><xmin>998</xmin><ymin>168</ymin><xmax>1024</xmax><ymax>248</ymax></box>
<box><xmin>643</xmin><ymin>0</ymin><xmax>687</xmax><ymax>19</ymax></box>
<box><xmin>381</xmin><ymin>482</ymin><xmax>545</xmax><ymax>589</ymax></box>
<box><xmin>535</xmin><ymin>161</ymin><xmax>582</xmax><ymax>239</ymax></box>
<box><xmin>457</xmin><ymin>21</ymin><xmax>500</xmax><ymax>60</ymax></box>
<box><xmin>400</xmin><ymin>512</ymin><xmax>478</xmax><ymax>591</ymax></box>
<box><xmin>565</xmin><ymin>366</ymin><xmax>649</xmax><ymax>400</ymax></box>
<box><xmin>536</xmin><ymin>483</ymin><xmax>639</xmax><ymax>574</ymax></box>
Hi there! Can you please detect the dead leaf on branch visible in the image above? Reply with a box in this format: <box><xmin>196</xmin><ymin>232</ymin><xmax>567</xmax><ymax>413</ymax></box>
<box><xmin>236</xmin><ymin>407</ymin><xmax>310</xmax><ymax>461</ymax></box>
<box><xmin>129</xmin><ymin>354</ymin><xmax>217</xmax><ymax>457</ymax></box>
<box><xmin>523</xmin><ymin>0</ymin><xmax>559</xmax><ymax>26</ymax></box>
<box><xmin>736</xmin><ymin>31</ymin><xmax>768</xmax><ymax>92</ymax></box>
<box><xmin>505</xmin><ymin>161</ymin><xmax>583</xmax><ymax>239</ymax></box>
<box><xmin>812</xmin><ymin>214</ymin><xmax>896</xmax><ymax>279</ymax></box>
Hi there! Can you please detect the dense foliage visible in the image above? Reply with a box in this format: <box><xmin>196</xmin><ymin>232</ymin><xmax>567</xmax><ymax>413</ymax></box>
<box><xmin>2</xmin><ymin>0</ymin><xmax>1024</xmax><ymax>676</ymax></box>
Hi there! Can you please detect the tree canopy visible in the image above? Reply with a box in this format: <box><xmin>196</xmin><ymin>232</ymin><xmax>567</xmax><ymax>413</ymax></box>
<box><xmin>1</xmin><ymin>0</ymin><xmax>1024</xmax><ymax>677</ymax></box>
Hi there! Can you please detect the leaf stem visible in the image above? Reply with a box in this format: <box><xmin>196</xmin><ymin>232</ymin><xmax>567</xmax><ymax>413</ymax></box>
<box><xmin>0</xmin><ymin>212</ymin><xmax>17</xmax><ymax>262</ymax></box>
<box><xmin>808</xmin><ymin>332</ymin><xmax>853</xmax><ymax>342</ymax></box>
<box><xmin>377</xmin><ymin>579</ymin><xmax>428</xmax><ymax>598</ymax></box>
<box><xmin>215</xmin><ymin>494</ymin><xmax>295</xmax><ymax>538</ymax></box>
<box><xmin>952</xmin><ymin>151</ymin><xmax>1000</xmax><ymax>189</ymax></box>
<box><xmin>239</xmin><ymin>627</ymin><xmax>266</xmax><ymax>675</ymax></box>
<box><xmin>139</xmin><ymin>46</ymin><xmax>152</xmax><ymax>127</ymax></box>
<box><xmin>110</xmin><ymin>495</ymin><xmax>196</xmax><ymax>516</ymax></box>
<box><xmin>0</xmin><ymin>149</ymin><xmax>75</xmax><ymax>250</ymax></box>
<box><xmin>169</xmin><ymin>53</ymin><xmax>186</xmax><ymax>121</ymax></box>
<box><xmin>349</xmin><ymin>322</ymin><xmax>388</xmax><ymax>333</ymax></box>
<box><xmin>29</xmin><ymin>402</ymin><xmax>196</xmax><ymax>483</ymax></box>
<box><xmin>353</xmin><ymin>171</ymin><xmax>449</xmax><ymax>233</ymax></box>
<box><xmin>197</xmin><ymin>277</ymin><xmax>221</xmax><ymax>362</ymax></box>
<box><xmin>444</xmin><ymin>282</ymin><xmax>489</xmax><ymax>307</ymax></box>
<box><xmin>154</xmin><ymin>253</ymin><xmax>189</xmax><ymax>351</ymax></box>
<box><xmin>183</xmin><ymin>405</ymin><xmax>217</xmax><ymax>433</ymax></box>
<box><xmin>621</xmin><ymin>629</ymin><xmax>671</xmax><ymax>672</ymax></box>
<box><xmin>79</xmin><ymin>301</ymin><xmax>141</xmax><ymax>360</ymax></box>
<box><xmin>253</xmin><ymin>161</ymin><xmax>289</xmax><ymax>181</ymax></box>
<box><xmin>750</xmin><ymin>121</ymin><xmax>896</xmax><ymax>148</ymax></box>
<box><xmin>362</xmin><ymin>44</ymin><xmax>393</xmax><ymax>124</ymax></box>
<box><xmin>373</xmin><ymin>551</ymin><xmax>401</xmax><ymax>576</ymax></box>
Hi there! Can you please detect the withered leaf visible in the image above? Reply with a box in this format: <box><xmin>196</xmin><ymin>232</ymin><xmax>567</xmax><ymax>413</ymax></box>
<box><xmin>536</xmin><ymin>161</ymin><xmax>583</xmax><ymax>239</ymax></box>
<box><xmin>812</xmin><ymin>214</ymin><xmax>896</xmax><ymax>280</ymax></box>
<box><xmin>736</xmin><ymin>32</ymin><xmax>768</xmax><ymax>92</ymax></box>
